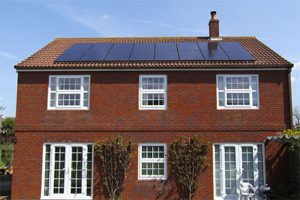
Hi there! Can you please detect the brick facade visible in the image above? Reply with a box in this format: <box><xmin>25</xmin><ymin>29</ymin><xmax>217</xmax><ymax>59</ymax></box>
<box><xmin>11</xmin><ymin>70</ymin><xmax>292</xmax><ymax>200</ymax></box>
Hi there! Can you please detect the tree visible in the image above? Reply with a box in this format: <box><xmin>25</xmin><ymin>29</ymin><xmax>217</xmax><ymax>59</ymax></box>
<box><xmin>94</xmin><ymin>136</ymin><xmax>132</xmax><ymax>200</ymax></box>
<box><xmin>294</xmin><ymin>106</ymin><xmax>300</xmax><ymax>127</ymax></box>
<box><xmin>169</xmin><ymin>136</ymin><xmax>208</xmax><ymax>200</ymax></box>
<box><xmin>1</xmin><ymin>118</ymin><xmax>15</xmax><ymax>136</ymax></box>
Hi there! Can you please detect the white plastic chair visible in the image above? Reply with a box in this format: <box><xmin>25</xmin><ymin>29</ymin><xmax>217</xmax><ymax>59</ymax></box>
<box><xmin>240</xmin><ymin>182</ymin><xmax>256</xmax><ymax>200</ymax></box>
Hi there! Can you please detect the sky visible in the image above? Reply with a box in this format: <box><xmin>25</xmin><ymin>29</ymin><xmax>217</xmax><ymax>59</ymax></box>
<box><xmin>0</xmin><ymin>0</ymin><xmax>299</xmax><ymax>117</ymax></box>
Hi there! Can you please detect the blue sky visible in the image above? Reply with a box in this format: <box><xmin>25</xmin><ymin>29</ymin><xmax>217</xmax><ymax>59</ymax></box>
<box><xmin>0</xmin><ymin>0</ymin><xmax>299</xmax><ymax>117</ymax></box>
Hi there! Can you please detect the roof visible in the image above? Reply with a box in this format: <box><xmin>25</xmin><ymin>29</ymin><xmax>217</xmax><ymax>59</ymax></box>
<box><xmin>267</xmin><ymin>135</ymin><xmax>300</xmax><ymax>142</ymax></box>
<box><xmin>15</xmin><ymin>36</ymin><xmax>293</xmax><ymax>70</ymax></box>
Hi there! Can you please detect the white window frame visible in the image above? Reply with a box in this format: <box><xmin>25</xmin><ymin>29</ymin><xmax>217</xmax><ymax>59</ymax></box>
<box><xmin>216</xmin><ymin>74</ymin><xmax>259</xmax><ymax>109</ymax></box>
<box><xmin>48</xmin><ymin>75</ymin><xmax>90</xmax><ymax>110</ymax></box>
<box><xmin>212</xmin><ymin>143</ymin><xmax>266</xmax><ymax>200</ymax></box>
<box><xmin>139</xmin><ymin>75</ymin><xmax>167</xmax><ymax>110</ymax></box>
<box><xmin>138</xmin><ymin>143</ymin><xmax>167</xmax><ymax>180</ymax></box>
<box><xmin>41</xmin><ymin>143</ymin><xmax>93</xmax><ymax>200</ymax></box>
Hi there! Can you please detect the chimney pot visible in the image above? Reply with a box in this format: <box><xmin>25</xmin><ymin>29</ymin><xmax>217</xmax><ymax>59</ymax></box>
<box><xmin>209</xmin><ymin>11</ymin><xmax>220</xmax><ymax>38</ymax></box>
<box><xmin>211</xmin><ymin>11</ymin><xmax>217</xmax><ymax>20</ymax></box>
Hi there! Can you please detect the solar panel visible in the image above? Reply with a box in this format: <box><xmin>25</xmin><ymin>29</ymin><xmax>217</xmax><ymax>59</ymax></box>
<box><xmin>177</xmin><ymin>42</ymin><xmax>199</xmax><ymax>51</ymax></box>
<box><xmin>155</xmin><ymin>43</ymin><xmax>179</xmax><ymax>60</ymax></box>
<box><xmin>55</xmin><ymin>41</ymin><xmax>255</xmax><ymax>62</ymax></box>
<box><xmin>56</xmin><ymin>43</ymin><xmax>93</xmax><ymax>62</ymax></box>
<box><xmin>197</xmin><ymin>42</ymin><xmax>230</xmax><ymax>60</ymax></box>
<box><xmin>179</xmin><ymin>50</ymin><xmax>204</xmax><ymax>60</ymax></box>
<box><xmin>105</xmin><ymin>43</ymin><xmax>134</xmax><ymax>61</ymax></box>
<box><xmin>79</xmin><ymin>43</ymin><xmax>113</xmax><ymax>61</ymax></box>
<box><xmin>218</xmin><ymin>42</ymin><xmax>255</xmax><ymax>61</ymax></box>
<box><xmin>130</xmin><ymin>43</ymin><xmax>155</xmax><ymax>60</ymax></box>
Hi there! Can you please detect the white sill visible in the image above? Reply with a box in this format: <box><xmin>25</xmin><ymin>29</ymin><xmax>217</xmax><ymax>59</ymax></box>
<box><xmin>47</xmin><ymin>107</ymin><xmax>89</xmax><ymax>111</ymax></box>
<box><xmin>138</xmin><ymin>176</ymin><xmax>167</xmax><ymax>181</ymax></box>
<box><xmin>139</xmin><ymin>106</ymin><xmax>167</xmax><ymax>110</ymax></box>
<box><xmin>41</xmin><ymin>197</ymin><xmax>92</xmax><ymax>200</ymax></box>
<box><xmin>217</xmin><ymin>106</ymin><xmax>259</xmax><ymax>110</ymax></box>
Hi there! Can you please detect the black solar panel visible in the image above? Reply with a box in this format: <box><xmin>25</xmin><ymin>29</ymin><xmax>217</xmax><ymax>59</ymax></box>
<box><xmin>56</xmin><ymin>43</ymin><xmax>93</xmax><ymax>62</ymax></box>
<box><xmin>55</xmin><ymin>41</ymin><xmax>255</xmax><ymax>62</ymax></box>
<box><xmin>155</xmin><ymin>43</ymin><xmax>179</xmax><ymax>60</ymax></box>
<box><xmin>130</xmin><ymin>43</ymin><xmax>155</xmax><ymax>60</ymax></box>
<box><xmin>197</xmin><ymin>42</ymin><xmax>230</xmax><ymax>60</ymax></box>
<box><xmin>79</xmin><ymin>43</ymin><xmax>113</xmax><ymax>61</ymax></box>
<box><xmin>105</xmin><ymin>43</ymin><xmax>134</xmax><ymax>61</ymax></box>
<box><xmin>177</xmin><ymin>42</ymin><xmax>199</xmax><ymax>51</ymax></box>
<box><xmin>218</xmin><ymin>42</ymin><xmax>255</xmax><ymax>60</ymax></box>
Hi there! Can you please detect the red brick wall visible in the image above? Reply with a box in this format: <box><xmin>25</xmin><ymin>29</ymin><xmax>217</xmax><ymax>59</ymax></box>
<box><xmin>15</xmin><ymin>71</ymin><xmax>292</xmax><ymax>132</ymax></box>
<box><xmin>11</xmin><ymin>70</ymin><xmax>292</xmax><ymax>199</ymax></box>
<box><xmin>11</xmin><ymin>131</ymin><xmax>289</xmax><ymax>200</ymax></box>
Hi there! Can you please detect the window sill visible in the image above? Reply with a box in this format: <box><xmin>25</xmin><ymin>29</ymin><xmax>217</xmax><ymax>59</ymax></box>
<box><xmin>138</xmin><ymin>177</ymin><xmax>167</xmax><ymax>181</ymax></box>
<box><xmin>139</xmin><ymin>107</ymin><xmax>167</xmax><ymax>110</ymax></box>
<box><xmin>41</xmin><ymin>197</ymin><xmax>92</xmax><ymax>200</ymax></box>
<box><xmin>217</xmin><ymin>107</ymin><xmax>259</xmax><ymax>110</ymax></box>
<box><xmin>47</xmin><ymin>107</ymin><xmax>89</xmax><ymax>111</ymax></box>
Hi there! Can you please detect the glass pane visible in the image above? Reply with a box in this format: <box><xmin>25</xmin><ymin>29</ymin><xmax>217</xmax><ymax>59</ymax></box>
<box><xmin>217</xmin><ymin>76</ymin><xmax>224</xmax><ymax>90</ymax></box>
<box><xmin>251</xmin><ymin>76</ymin><xmax>258</xmax><ymax>90</ymax></box>
<box><xmin>241</xmin><ymin>147</ymin><xmax>254</xmax><ymax>186</ymax></box>
<box><xmin>142</xmin><ymin>93</ymin><xmax>165</xmax><ymax>107</ymax></box>
<box><xmin>218</xmin><ymin>92</ymin><xmax>225</xmax><ymax>106</ymax></box>
<box><xmin>226</xmin><ymin>93</ymin><xmax>250</xmax><ymax>106</ymax></box>
<box><xmin>71</xmin><ymin>147</ymin><xmax>83</xmax><ymax>194</ymax></box>
<box><xmin>224</xmin><ymin>147</ymin><xmax>236</xmax><ymax>194</ymax></box>
<box><xmin>142</xmin><ymin>77</ymin><xmax>165</xmax><ymax>90</ymax></box>
<box><xmin>53</xmin><ymin>146</ymin><xmax>65</xmax><ymax>194</ymax></box>
<box><xmin>257</xmin><ymin>144</ymin><xmax>264</xmax><ymax>187</ymax></box>
<box><xmin>214</xmin><ymin>145</ymin><xmax>221</xmax><ymax>197</ymax></box>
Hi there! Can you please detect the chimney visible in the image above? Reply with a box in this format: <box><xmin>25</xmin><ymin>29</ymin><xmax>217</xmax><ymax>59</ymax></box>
<box><xmin>209</xmin><ymin>11</ymin><xmax>220</xmax><ymax>39</ymax></box>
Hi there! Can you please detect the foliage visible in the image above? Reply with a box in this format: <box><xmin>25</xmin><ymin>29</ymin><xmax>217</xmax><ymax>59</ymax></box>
<box><xmin>94</xmin><ymin>136</ymin><xmax>132</xmax><ymax>200</ymax></box>
<box><xmin>169</xmin><ymin>136</ymin><xmax>208</xmax><ymax>200</ymax></box>
<box><xmin>283</xmin><ymin>126</ymin><xmax>300</xmax><ymax>136</ymax></box>
<box><xmin>1</xmin><ymin>118</ymin><xmax>15</xmax><ymax>136</ymax></box>
<box><xmin>0</xmin><ymin>143</ymin><xmax>14</xmax><ymax>167</ymax></box>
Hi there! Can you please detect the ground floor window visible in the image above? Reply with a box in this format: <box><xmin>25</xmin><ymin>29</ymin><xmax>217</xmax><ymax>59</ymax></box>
<box><xmin>41</xmin><ymin>143</ymin><xmax>93</xmax><ymax>200</ymax></box>
<box><xmin>138</xmin><ymin>143</ymin><xmax>167</xmax><ymax>180</ymax></box>
<box><xmin>214</xmin><ymin>143</ymin><xmax>265</xmax><ymax>199</ymax></box>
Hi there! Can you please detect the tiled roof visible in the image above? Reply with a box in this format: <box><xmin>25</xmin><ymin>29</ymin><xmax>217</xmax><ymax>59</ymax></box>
<box><xmin>15</xmin><ymin>37</ymin><xmax>292</xmax><ymax>69</ymax></box>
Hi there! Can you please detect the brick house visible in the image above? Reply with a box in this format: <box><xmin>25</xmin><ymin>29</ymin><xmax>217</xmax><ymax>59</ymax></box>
<box><xmin>12</xmin><ymin>12</ymin><xmax>293</xmax><ymax>200</ymax></box>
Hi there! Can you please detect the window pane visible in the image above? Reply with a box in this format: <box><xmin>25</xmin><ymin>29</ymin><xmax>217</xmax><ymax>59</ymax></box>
<box><xmin>142</xmin><ymin>77</ymin><xmax>165</xmax><ymax>90</ymax></box>
<box><xmin>224</xmin><ymin>147</ymin><xmax>236</xmax><ymax>194</ymax></box>
<box><xmin>257</xmin><ymin>144</ymin><xmax>264</xmax><ymax>187</ymax></box>
<box><xmin>214</xmin><ymin>145</ymin><xmax>221</xmax><ymax>197</ymax></box>
<box><xmin>218</xmin><ymin>92</ymin><xmax>225</xmax><ymax>107</ymax></box>
<box><xmin>251</xmin><ymin>76</ymin><xmax>258</xmax><ymax>90</ymax></box>
<box><xmin>142</xmin><ymin>93</ymin><xmax>165</xmax><ymax>106</ymax></box>
<box><xmin>241</xmin><ymin>147</ymin><xmax>254</xmax><ymax>186</ymax></box>
<box><xmin>217</xmin><ymin>76</ymin><xmax>224</xmax><ymax>90</ymax></box>
<box><xmin>71</xmin><ymin>147</ymin><xmax>83</xmax><ymax>194</ymax></box>
<box><xmin>226</xmin><ymin>93</ymin><xmax>250</xmax><ymax>106</ymax></box>
<box><xmin>53</xmin><ymin>147</ymin><xmax>65</xmax><ymax>194</ymax></box>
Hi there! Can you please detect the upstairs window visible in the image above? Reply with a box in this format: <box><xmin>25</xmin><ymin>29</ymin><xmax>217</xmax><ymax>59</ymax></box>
<box><xmin>139</xmin><ymin>75</ymin><xmax>167</xmax><ymax>110</ymax></box>
<box><xmin>217</xmin><ymin>75</ymin><xmax>259</xmax><ymax>109</ymax></box>
<box><xmin>48</xmin><ymin>75</ymin><xmax>90</xmax><ymax>110</ymax></box>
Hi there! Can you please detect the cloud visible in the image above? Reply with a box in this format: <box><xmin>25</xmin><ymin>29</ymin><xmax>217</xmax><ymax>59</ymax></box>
<box><xmin>46</xmin><ymin>3</ymin><xmax>114</xmax><ymax>36</ymax></box>
<box><xmin>135</xmin><ymin>20</ymin><xmax>206</xmax><ymax>34</ymax></box>
<box><xmin>0</xmin><ymin>50</ymin><xmax>18</xmax><ymax>60</ymax></box>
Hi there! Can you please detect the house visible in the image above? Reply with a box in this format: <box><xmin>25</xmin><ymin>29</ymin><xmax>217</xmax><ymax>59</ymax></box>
<box><xmin>12</xmin><ymin>11</ymin><xmax>293</xmax><ymax>200</ymax></box>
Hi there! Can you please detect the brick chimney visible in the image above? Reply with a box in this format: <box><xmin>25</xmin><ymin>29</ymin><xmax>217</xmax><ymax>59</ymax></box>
<box><xmin>209</xmin><ymin>11</ymin><xmax>219</xmax><ymax>39</ymax></box>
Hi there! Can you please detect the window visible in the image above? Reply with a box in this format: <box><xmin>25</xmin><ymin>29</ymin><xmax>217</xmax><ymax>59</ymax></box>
<box><xmin>213</xmin><ymin>144</ymin><xmax>265</xmax><ymax>199</ymax></box>
<box><xmin>217</xmin><ymin>75</ymin><xmax>259</xmax><ymax>109</ymax></box>
<box><xmin>139</xmin><ymin>75</ymin><xmax>167</xmax><ymax>110</ymax></box>
<box><xmin>41</xmin><ymin>143</ymin><xmax>93</xmax><ymax>200</ymax></box>
<box><xmin>48</xmin><ymin>75</ymin><xmax>90</xmax><ymax>110</ymax></box>
<box><xmin>138</xmin><ymin>144</ymin><xmax>167</xmax><ymax>180</ymax></box>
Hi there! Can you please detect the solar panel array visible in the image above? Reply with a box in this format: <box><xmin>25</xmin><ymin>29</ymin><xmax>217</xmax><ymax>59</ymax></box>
<box><xmin>55</xmin><ymin>42</ymin><xmax>255</xmax><ymax>62</ymax></box>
